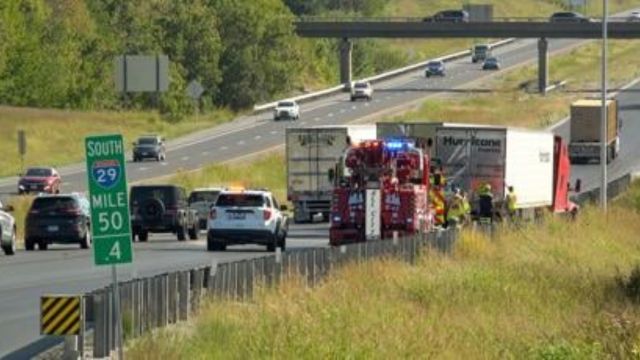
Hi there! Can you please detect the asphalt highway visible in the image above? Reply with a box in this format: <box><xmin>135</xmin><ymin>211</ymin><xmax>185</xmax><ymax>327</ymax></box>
<box><xmin>2</xmin><ymin>34</ymin><xmax>640</xmax><ymax>357</ymax></box>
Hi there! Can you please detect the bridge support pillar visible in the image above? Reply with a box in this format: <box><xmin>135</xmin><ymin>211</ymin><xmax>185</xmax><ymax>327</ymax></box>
<box><xmin>340</xmin><ymin>38</ymin><xmax>353</xmax><ymax>90</ymax></box>
<box><xmin>538</xmin><ymin>37</ymin><xmax>549</xmax><ymax>94</ymax></box>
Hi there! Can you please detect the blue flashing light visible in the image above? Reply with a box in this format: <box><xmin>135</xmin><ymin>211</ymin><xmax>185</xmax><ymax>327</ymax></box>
<box><xmin>385</xmin><ymin>141</ymin><xmax>406</xmax><ymax>150</ymax></box>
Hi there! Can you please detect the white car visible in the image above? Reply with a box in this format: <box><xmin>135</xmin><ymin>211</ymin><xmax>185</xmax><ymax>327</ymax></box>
<box><xmin>273</xmin><ymin>100</ymin><xmax>300</xmax><ymax>121</ymax></box>
<box><xmin>207</xmin><ymin>189</ymin><xmax>288</xmax><ymax>252</ymax></box>
<box><xmin>350</xmin><ymin>81</ymin><xmax>373</xmax><ymax>101</ymax></box>
<box><xmin>188</xmin><ymin>187</ymin><xmax>225</xmax><ymax>230</ymax></box>
<box><xmin>628</xmin><ymin>11</ymin><xmax>640</xmax><ymax>22</ymax></box>
<box><xmin>0</xmin><ymin>200</ymin><xmax>16</xmax><ymax>256</ymax></box>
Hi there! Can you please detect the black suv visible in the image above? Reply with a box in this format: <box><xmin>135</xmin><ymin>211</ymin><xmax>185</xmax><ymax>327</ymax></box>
<box><xmin>25</xmin><ymin>194</ymin><xmax>91</xmax><ymax>251</ymax></box>
<box><xmin>424</xmin><ymin>10</ymin><xmax>469</xmax><ymax>23</ymax></box>
<box><xmin>130</xmin><ymin>185</ymin><xmax>199</xmax><ymax>242</ymax></box>
<box><xmin>132</xmin><ymin>135</ymin><xmax>166</xmax><ymax>162</ymax></box>
<box><xmin>549</xmin><ymin>11</ymin><xmax>591</xmax><ymax>23</ymax></box>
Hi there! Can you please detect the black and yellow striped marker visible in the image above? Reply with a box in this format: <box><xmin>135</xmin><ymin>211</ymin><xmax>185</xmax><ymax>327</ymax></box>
<box><xmin>40</xmin><ymin>295</ymin><xmax>82</xmax><ymax>336</ymax></box>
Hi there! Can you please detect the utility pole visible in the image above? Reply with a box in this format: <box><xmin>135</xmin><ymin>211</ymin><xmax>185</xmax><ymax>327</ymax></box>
<box><xmin>600</xmin><ymin>0</ymin><xmax>608</xmax><ymax>210</ymax></box>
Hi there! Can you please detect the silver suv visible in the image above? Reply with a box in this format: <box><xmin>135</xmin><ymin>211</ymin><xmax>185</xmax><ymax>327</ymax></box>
<box><xmin>132</xmin><ymin>135</ymin><xmax>166</xmax><ymax>162</ymax></box>
<box><xmin>188</xmin><ymin>187</ymin><xmax>225</xmax><ymax>230</ymax></box>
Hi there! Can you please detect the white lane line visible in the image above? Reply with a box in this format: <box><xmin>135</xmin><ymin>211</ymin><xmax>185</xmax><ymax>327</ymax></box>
<box><xmin>340</xmin><ymin>109</ymin><xmax>346</xmax><ymax>113</ymax></box>
<box><xmin>300</xmin><ymin>121</ymin><xmax>307</xmax><ymax>125</ymax></box>
<box><xmin>181</xmin><ymin>156</ymin><xmax>189</xmax><ymax>161</ymax></box>
<box><xmin>160</xmin><ymin>162</ymin><xmax>168</xmax><ymax>166</ymax></box>
<box><xmin>254</xmin><ymin>135</ymin><xmax>262</xmax><ymax>140</ymax></box>
<box><xmin>201</xmin><ymin>151</ymin><xmax>210</xmax><ymax>156</ymax></box>
<box><xmin>351</xmin><ymin>106</ymin><xmax>357</xmax><ymax>110</ymax></box>
<box><xmin>237</xmin><ymin>140</ymin><xmax>245</xmax><ymax>146</ymax></box>
<box><xmin>374</xmin><ymin>99</ymin><xmax>381</xmax><ymax>103</ymax></box>
<box><xmin>314</xmin><ymin>117</ymin><xmax>321</xmax><ymax>122</ymax></box>
<box><xmin>364</xmin><ymin>103</ymin><xmax>371</xmax><ymax>107</ymax></box>
<box><xmin>139</xmin><ymin>167</ymin><xmax>148</xmax><ymax>171</ymax></box>
<box><xmin>270</xmin><ymin>130</ymin><xmax>278</xmax><ymax>135</ymax></box>
<box><xmin>328</xmin><ymin>113</ymin><xmax>334</xmax><ymax>117</ymax></box>
<box><xmin>220</xmin><ymin>146</ymin><xmax>229</xmax><ymax>151</ymax></box>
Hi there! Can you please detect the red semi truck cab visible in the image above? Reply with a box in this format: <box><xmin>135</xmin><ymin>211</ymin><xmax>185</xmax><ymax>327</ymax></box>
<box><xmin>329</xmin><ymin>139</ymin><xmax>432</xmax><ymax>246</ymax></box>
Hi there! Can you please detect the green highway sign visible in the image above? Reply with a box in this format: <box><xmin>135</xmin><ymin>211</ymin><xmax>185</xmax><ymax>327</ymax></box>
<box><xmin>85</xmin><ymin>134</ymin><xmax>133</xmax><ymax>265</ymax></box>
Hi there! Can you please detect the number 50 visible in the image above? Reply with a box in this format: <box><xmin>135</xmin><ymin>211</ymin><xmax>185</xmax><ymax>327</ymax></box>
<box><xmin>98</xmin><ymin>212</ymin><xmax>123</xmax><ymax>232</ymax></box>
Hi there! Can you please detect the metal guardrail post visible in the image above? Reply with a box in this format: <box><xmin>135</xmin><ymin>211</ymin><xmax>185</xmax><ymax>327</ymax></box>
<box><xmin>93</xmin><ymin>290</ymin><xmax>108</xmax><ymax>358</ymax></box>
<box><xmin>178</xmin><ymin>271</ymin><xmax>189</xmax><ymax>321</ymax></box>
<box><xmin>168</xmin><ymin>272</ymin><xmax>178</xmax><ymax>323</ymax></box>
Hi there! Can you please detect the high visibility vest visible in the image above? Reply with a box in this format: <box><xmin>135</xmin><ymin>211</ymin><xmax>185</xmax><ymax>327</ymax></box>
<box><xmin>429</xmin><ymin>188</ymin><xmax>446</xmax><ymax>225</ymax></box>
<box><xmin>447</xmin><ymin>197</ymin><xmax>463</xmax><ymax>221</ymax></box>
<box><xmin>507</xmin><ymin>192</ymin><xmax>517</xmax><ymax>212</ymax></box>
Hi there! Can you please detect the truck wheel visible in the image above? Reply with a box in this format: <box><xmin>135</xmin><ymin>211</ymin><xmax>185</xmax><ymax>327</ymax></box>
<box><xmin>188</xmin><ymin>223</ymin><xmax>199</xmax><ymax>240</ymax></box>
<box><xmin>39</xmin><ymin>240</ymin><xmax>48</xmax><ymax>251</ymax></box>
<box><xmin>278</xmin><ymin>233</ymin><xmax>286</xmax><ymax>251</ymax></box>
<box><xmin>138</xmin><ymin>231</ymin><xmax>149</xmax><ymax>242</ymax></box>
<box><xmin>177</xmin><ymin>224</ymin><xmax>186</xmax><ymax>241</ymax></box>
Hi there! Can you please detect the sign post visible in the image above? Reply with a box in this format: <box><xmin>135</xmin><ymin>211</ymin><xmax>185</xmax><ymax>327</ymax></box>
<box><xmin>85</xmin><ymin>134</ymin><xmax>132</xmax><ymax>360</ymax></box>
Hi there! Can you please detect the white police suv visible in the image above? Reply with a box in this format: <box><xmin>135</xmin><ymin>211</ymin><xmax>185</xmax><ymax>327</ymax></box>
<box><xmin>207</xmin><ymin>189</ymin><xmax>288</xmax><ymax>252</ymax></box>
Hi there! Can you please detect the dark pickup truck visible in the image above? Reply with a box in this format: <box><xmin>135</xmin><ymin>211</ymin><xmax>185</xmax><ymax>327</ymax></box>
<box><xmin>130</xmin><ymin>185</ymin><xmax>199</xmax><ymax>242</ymax></box>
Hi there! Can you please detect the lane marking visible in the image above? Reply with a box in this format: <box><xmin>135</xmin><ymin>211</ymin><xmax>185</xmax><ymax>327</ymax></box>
<box><xmin>328</xmin><ymin>113</ymin><xmax>334</xmax><ymax>117</ymax></box>
<box><xmin>237</xmin><ymin>140</ymin><xmax>245</xmax><ymax>146</ymax></box>
<box><xmin>270</xmin><ymin>130</ymin><xmax>278</xmax><ymax>135</ymax></box>
<box><xmin>139</xmin><ymin>167</ymin><xmax>148</xmax><ymax>171</ymax></box>
<box><xmin>220</xmin><ymin>146</ymin><xmax>229</xmax><ymax>151</ymax></box>
<box><xmin>181</xmin><ymin>156</ymin><xmax>189</xmax><ymax>161</ymax></box>
<box><xmin>254</xmin><ymin>135</ymin><xmax>262</xmax><ymax>140</ymax></box>
<box><xmin>314</xmin><ymin>117</ymin><xmax>321</xmax><ymax>122</ymax></box>
<box><xmin>201</xmin><ymin>151</ymin><xmax>210</xmax><ymax>156</ymax></box>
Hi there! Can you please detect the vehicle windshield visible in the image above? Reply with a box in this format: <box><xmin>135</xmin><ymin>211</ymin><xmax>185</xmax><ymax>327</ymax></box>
<box><xmin>30</xmin><ymin>197</ymin><xmax>77</xmax><ymax>213</ymax></box>
<box><xmin>131</xmin><ymin>187</ymin><xmax>177</xmax><ymax>205</ymax></box>
<box><xmin>278</xmin><ymin>102</ymin><xmax>294</xmax><ymax>107</ymax></box>
<box><xmin>553</xmin><ymin>12</ymin><xmax>577</xmax><ymax>18</ymax></box>
<box><xmin>486</xmin><ymin>58</ymin><xmax>497</xmax><ymax>63</ymax></box>
<box><xmin>138</xmin><ymin>137</ymin><xmax>158</xmax><ymax>145</ymax></box>
<box><xmin>354</xmin><ymin>83</ymin><xmax>368</xmax><ymax>89</ymax></box>
<box><xmin>475</xmin><ymin>45</ymin><xmax>488</xmax><ymax>52</ymax></box>
<box><xmin>428</xmin><ymin>61</ymin><xmax>442</xmax><ymax>67</ymax></box>
<box><xmin>216</xmin><ymin>194</ymin><xmax>265</xmax><ymax>207</ymax></box>
<box><xmin>25</xmin><ymin>168</ymin><xmax>52</xmax><ymax>177</ymax></box>
<box><xmin>189</xmin><ymin>191</ymin><xmax>221</xmax><ymax>204</ymax></box>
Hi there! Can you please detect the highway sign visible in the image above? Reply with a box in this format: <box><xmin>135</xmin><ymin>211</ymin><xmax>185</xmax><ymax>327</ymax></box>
<box><xmin>186</xmin><ymin>80</ymin><xmax>204</xmax><ymax>99</ymax></box>
<box><xmin>85</xmin><ymin>134</ymin><xmax>133</xmax><ymax>265</ymax></box>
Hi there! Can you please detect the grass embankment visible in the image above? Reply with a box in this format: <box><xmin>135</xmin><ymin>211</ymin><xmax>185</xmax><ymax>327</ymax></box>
<box><xmin>387</xmin><ymin>39</ymin><xmax>640</xmax><ymax>128</ymax></box>
<box><xmin>0</xmin><ymin>106</ymin><xmax>233</xmax><ymax>178</ymax></box>
<box><xmin>127</xmin><ymin>182</ymin><xmax>640</xmax><ymax>358</ymax></box>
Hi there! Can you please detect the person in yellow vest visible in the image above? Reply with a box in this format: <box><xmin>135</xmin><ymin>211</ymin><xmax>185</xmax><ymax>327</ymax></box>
<box><xmin>447</xmin><ymin>188</ymin><xmax>464</xmax><ymax>228</ymax></box>
<box><xmin>506</xmin><ymin>186</ymin><xmax>518</xmax><ymax>220</ymax></box>
<box><xmin>461</xmin><ymin>190</ymin><xmax>471</xmax><ymax>225</ymax></box>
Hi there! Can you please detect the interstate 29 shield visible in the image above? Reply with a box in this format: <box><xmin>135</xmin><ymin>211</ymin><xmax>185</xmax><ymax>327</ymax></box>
<box><xmin>92</xmin><ymin>159</ymin><xmax>122</xmax><ymax>190</ymax></box>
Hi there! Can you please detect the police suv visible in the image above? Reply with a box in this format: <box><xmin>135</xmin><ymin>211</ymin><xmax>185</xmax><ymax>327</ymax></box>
<box><xmin>207</xmin><ymin>189</ymin><xmax>288</xmax><ymax>252</ymax></box>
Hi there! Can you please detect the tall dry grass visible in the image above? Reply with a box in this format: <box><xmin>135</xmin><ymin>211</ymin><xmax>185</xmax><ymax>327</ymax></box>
<box><xmin>126</xmin><ymin>182</ymin><xmax>640</xmax><ymax>359</ymax></box>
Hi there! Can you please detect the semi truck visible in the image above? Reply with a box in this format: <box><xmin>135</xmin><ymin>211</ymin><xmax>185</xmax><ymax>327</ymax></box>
<box><xmin>377</xmin><ymin>122</ymin><xmax>579</xmax><ymax>217</ymax></box>
<box><xmin>286</xmin><ymin>125</ymin><xmax>376</xmax><ymax>223</ymax></box>
<box><xmin>328</xmin><ymin>139</ymin><xmax>432</xmax><ymax>246</ymax></box>
<box><xmin>568</xmin><ymin>99</ymin><xmax>620</xmax><ymax>164</ymax></box>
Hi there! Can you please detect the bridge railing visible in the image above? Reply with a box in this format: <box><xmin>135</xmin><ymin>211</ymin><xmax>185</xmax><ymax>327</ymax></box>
<box><xmin>295</xmin><ymin>16</ymin><xmax>632</xmax><ymax>23</ymax></box>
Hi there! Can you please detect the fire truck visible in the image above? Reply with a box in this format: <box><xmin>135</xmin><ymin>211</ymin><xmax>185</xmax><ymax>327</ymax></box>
<box><xmin>328</xmin><ymin>139</ymin><xmax>433</xmax><ymax>246</ymax></box>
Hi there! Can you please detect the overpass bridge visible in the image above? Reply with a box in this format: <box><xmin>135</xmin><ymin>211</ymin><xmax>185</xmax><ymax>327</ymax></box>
<box><xmin>294</xmin><ymin>17</ymin><xmax>640</xmax><ymax>92</ymax></box>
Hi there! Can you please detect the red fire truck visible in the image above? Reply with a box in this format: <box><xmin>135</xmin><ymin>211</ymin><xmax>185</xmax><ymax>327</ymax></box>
<box><xmin>329</xmin><ymin>139</ymin><xmax>433</xmax><ymax>246</ymax></box>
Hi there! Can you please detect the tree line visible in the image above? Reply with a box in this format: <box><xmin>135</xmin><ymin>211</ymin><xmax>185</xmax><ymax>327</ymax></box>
<box><xmin>0</xmin><ymin>0</ymin><xmax>403</xmax><ymax>120</ymax></box>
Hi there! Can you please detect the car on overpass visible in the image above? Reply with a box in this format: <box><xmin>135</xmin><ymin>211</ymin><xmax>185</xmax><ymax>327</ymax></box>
<box><xmin>273</xmin><ymin>100</ymin><xmax>300</xmax><ymax>121</ymax></box>
<box><xmin>350</xmin><ymin>81</ymin><xmax>373</xmax><ymax>101</ymax></box>
<box><xmin>0</xmin><ymin>200</ymin><xmax>16</xmax><ymax>256</ymax></box>
<box><xmin>628</xmin><ymin>11</ymin><xmax>640</xmax><ymax>22</ymax></box>
<box><xmin>482</xmin><ymin>57</ymin><xmax>501</xmax><ymax>70</ymax></box>
<box><xmin>425</xmin><ymin>60</ymin><xmax>445</xmax><ymax>77</ymax></box>
<box><xmin>132</xmin><ymin>135</ymin><xmax>166</xmax><ymax>162</ymax></box>
<box><xmin>25</xmin><ymin>193</ymin><xmax>91</xmax><ymax>251</ymax></box>
<box><xmin>424</xmin><ymin>9</ymin><xmax>469</xmax><ymax>23</ymax></box>
<box><xmin>549</xmin><ymin>11</ymin><xmax>592</xmax><ymax>23</ymax></box>
<box><xmin>207</xmin><ymin>189</ymin><xmax>288</xmax><ymax>252</ymax></box>
<box><xmin>18</xmin><ymin>167</ymin><xmax>61</xmax><ymax>195</ymax></box>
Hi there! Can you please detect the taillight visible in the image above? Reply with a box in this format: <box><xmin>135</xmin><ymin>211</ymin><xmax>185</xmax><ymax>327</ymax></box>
<box><xmin>263</xmin><ymin>209</ymin><xmax>272</xmax><ymax>221</ymax></box>
<box><xmin>209</xmin><ymin>208</ymin><xmax>217</xmax><ymax>220</ymax></box>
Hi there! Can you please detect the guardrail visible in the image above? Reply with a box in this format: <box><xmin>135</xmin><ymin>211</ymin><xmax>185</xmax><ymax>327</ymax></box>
<box><xmin>75</xmin><ymin>229</ymin><xmax>456</xmax><ymax>358</ymax></box>
<box><xmin>572</xmin><ymin>172</ymin><xmax>636</xmax><ymax>205</ymax></box>
<box><xmin>253</xmin><ymin>38</ymin><xmax>515</xmax><ymax>113</ymax></box>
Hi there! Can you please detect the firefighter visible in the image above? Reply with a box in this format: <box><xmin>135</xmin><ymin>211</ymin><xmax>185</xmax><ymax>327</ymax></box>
<box><xmin>505</xmin><ymin>186</ymin><xmax>518</xmax><ymax>220</ymax></box>
<box><xmin>447</xmin><ymin>188</ymin><xmax>464</xmax><ymax>229</ymax></box>
<box><xmin>477</xmin><ymin>183</ymin><xmax>494</xmax><ymax>224</ymax></box>
<box><xmin>429</xmin><ymin>169</ymin><xmax>446</xmax><ymax>227</ymax></box>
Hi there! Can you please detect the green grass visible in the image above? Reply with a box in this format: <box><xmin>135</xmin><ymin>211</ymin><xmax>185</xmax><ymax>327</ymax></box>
<box><xmin>126</xmin><ymin>181</ymin><xmax>640</xmax><ymax>359</ymax></box>
<box><xmin>0</xmin><ymin>106</ymin><xmax>234</xmax><ymax>178</ymax></box>
<box><xmin>387</xmin><ymin>39</ymin><xmax>640</xmax><ymax>128</ymax></box>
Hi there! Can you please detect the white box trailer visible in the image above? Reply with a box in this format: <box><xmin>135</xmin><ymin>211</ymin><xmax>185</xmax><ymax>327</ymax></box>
<box><xmin>286</xmin><ymin>125</ymin><xmax>377</xmax><ymax>223</ymax></box>
<box><xmin>377</xmin><ymin>122</ymin><xmax>555</xmax><ymax>209</ymax></box>
<box><xmin>435</xmin><ymin>125</ymin><xmax>555</xmax><ymax>209</ymax></box>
